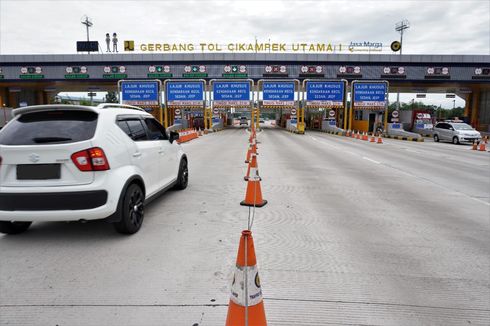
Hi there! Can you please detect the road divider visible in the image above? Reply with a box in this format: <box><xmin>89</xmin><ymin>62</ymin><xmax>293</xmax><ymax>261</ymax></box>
<box><xmin>176</xmin><ymin>128</ymin><xmax>199</xmax><ymax>144</ymax></box>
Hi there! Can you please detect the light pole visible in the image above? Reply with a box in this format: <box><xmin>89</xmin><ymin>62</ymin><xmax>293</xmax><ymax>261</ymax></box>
<box><xmin>81</xmin><ymin>15</ymin><xmax>93</xmax><ymax>54</ymax></box>
<box><xmin>395</xmin><ymin>19</ymin><xmax>410</xmax><ymax>110</ymax></box>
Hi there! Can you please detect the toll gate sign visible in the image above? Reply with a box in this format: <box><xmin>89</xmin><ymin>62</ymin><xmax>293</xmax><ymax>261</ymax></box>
<box><xmin>165</xmin><ymin>81</ymin><xmax>205</xmax><ymax>106</ymax></box>
<box><xmin>352</xmin><ymin>82</ymin><xmax>388</xmax><ymax>108</ymax></box>
<box><xmin>213</xmin><ymin>81</ymin><xmax>251</xmax><ymax>107</ymax></box>
<box><xmin>121</xmin><ymin>80</ymin><xmax>160</xmax><ymax>106</ymax></box>
<box><xmin>305</xmin><ymin>81</ymin><xmax>345</xmax><ymax>107</ymax></box>
<box><xmin>262</xmin><ymin>81</ymin><xmax>295</xmax><ymax>106</ymax></box>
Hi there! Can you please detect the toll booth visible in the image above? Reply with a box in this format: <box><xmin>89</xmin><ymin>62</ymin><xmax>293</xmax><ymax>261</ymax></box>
<box><xmin>303</xmin><ymin>79</ymin><xmax>348</xmax><ymax>132</ymax></box>
<box><xmin>164</xmin><ymin>79</ymin><xmax>206</xmax><ymax>130</ymax></box>
<box><xmin>210</xmin><ymin>79</ymin><xmax>254</xmax><ymax>130</ymax></box>
<box><xmin>349</xmin><ymin>81</ymin><xmax>389</xmax><ymax>133</ymax></box>
<box><xmin>259</xmin><ymin>79</ymin><xmax>301</xmax><ymax>133</ymax></box>
<box><xmin>119</xmin><ymin>80</ymin><xmax>163</xmax><ymax>122</ymax></box>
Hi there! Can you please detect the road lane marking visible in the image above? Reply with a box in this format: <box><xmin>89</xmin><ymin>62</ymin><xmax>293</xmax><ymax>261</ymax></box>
<box><xmin>308</xmin><ymin>132</ymin><xmax>490</xmax><ymax>207</ymax></box>
<box><xmin>362</xmin><ymin>157</ymin><xmax>381</xmax><ymax>164</ymax></box>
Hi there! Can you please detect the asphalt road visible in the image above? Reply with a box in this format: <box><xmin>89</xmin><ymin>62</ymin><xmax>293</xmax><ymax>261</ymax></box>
<box><xmin>1</xmin><ymin>127</ymin><xmax>489</xmax><ymax>325</ymax></box>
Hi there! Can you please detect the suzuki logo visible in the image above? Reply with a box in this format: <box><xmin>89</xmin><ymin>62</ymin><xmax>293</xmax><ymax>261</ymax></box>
<box><xmin>29</xmin><ymin>153</ymin><xmax>40</xmax><ymax>163</ymax></box>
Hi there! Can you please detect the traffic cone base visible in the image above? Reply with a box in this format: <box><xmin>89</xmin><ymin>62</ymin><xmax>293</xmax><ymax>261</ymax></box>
<box><xmin>240</xmin><ymin>198</ymin><xmax>268</xmax><ymax>207</ymax></box>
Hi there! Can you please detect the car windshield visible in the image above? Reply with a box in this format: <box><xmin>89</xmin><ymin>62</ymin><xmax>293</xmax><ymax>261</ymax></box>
<box><xmin>452</xmin><ymin>123</ymin><xmax>473</xmax><ymax>130</ymax></box>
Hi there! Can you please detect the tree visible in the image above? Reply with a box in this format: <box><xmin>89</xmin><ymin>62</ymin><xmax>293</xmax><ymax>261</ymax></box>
<box><xmin>105</xmin><ymin>91</ymin><xmax>118</xmax><ymax>103</ymax></box>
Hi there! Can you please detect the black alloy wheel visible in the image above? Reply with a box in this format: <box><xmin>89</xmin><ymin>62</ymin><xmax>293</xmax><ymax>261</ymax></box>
<box><xmin>114</xmin><ymin>184</ymin><xmax>145</xmax><ymax>234</ymax></box>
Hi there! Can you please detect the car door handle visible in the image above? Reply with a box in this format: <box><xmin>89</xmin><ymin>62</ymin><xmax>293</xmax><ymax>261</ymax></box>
<box><xmin>132</xmin><ymin>152</ymin><xmax>142</xmax><ymax>158</ymax></box>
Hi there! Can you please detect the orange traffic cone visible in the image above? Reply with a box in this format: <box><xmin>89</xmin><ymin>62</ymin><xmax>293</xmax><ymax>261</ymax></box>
<box><xmin>356</xmin><ymin>131</ymin><xmax>360</xmax><ymax>139</ymax></box>
<box><xmin>240</xmin><ymin>166</ymin><xmax>267</xmax><ymax>207</ymax></box>
<box><xmin>225</xmin><ymin>230</ymin><xmax>267</xmax><ymax>326</ymax></box>
<box><xmin>244</xmin><ymin>153</ymin><xmax>260</xmax><ymax>181</ymax></box>
<box><xmin>370</xmin><ymin>134</ymin><xmax>375</xmax><ymax>142</ymax></box>
<box><xmin>472</xmin><ymin>140</ymin><xmax>478</xmax><ymax>150</ymax></box>
<box><xmin>478</xmin><ymin>140</ymin><xmax>487</xmax><ymax>151</ymax></box>
<box><xmin>245</xmin><ymin>143</ymin><xmax>258</xmax><ymax>163</ymax></box>
<box><xmin>346</xmin><ymin>130</ymin><xmax>350</xmax><ymax>137</ymax></box>
<box><xmin>377</xmin><ymin>134</ymin><xmax>383</xmax><ymax>144</ymax></box>
<box><xmin>351</xmin><ymin>130</ymin><xmax>356</xmax><ymax>138</ymax></box>
<box><xmin>362</xmin><ymin>132</ymin><xmax>368</xmax><ymax>141</ymax></box>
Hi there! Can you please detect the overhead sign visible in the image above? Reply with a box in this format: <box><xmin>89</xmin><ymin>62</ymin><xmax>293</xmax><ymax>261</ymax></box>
<box><xmin>353</xmin><ymin>82</ymin><xmax>388</xmax><ymax>108</ymax></box>
<box><xmin>262</xmin><ymin>81</ymin><xmax>295</xmax><ymax>106</ymax></box>
<box><xmin>165</xmin><ymin>80</ymin><xmax>205</xmax><ymax>106</ymax></box>
<box><xmin>120</xmin><ymin>80</ymin><xmax>160</xmax><ymax>106</ymax></box>
<box><xmin>305</xmin><ymin>81</ymin><xmax>345</xmax><ymax>107</ymax></box>
<box><xmin>213</xmin><ymin>81</ymin><xmax>251</xmax><ymax>106</ymax></box>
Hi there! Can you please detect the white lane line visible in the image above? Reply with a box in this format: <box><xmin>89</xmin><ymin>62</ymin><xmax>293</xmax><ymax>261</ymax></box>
<box><xmin>362</xmin><ymin>156</ymin><xmax>381</xmax><ymax>164</ymax></box>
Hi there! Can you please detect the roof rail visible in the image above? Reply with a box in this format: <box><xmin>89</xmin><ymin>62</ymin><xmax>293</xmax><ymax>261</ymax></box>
<box><xmin>12</xmin><ymin>104</ymin><xmax>96</xmax><ymax>117</ymax></box>
<box><xmin>96</xmin><ymin>103</ymin><xmax>145</xmax><ymax>112</ymax></box>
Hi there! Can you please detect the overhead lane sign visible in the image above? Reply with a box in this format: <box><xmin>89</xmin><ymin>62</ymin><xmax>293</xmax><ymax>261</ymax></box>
<box><xmin>262</xmin><ymin>81</ymin><xmax>295</xmax><ymax>106</ymax></box>
<box><xmin>352</xmin><ymin>81</ymin><xmax>388</xmax><ymax>108</ymax></box>
<box><xmin>165</xmin><ymin>80</ymin><xmax>205</xmax><ymax>107</ymax></box>
<box><xmin>305</xmin><ymin>80</ymin><xmax>346</xmax><ymax>108</ymax></box>
<box><xmin>120</xmin><ymin>80</ymin><xmax>160</xmax><ymax>106</ymax></box>
<box><xmin>212</xmin><ymin>80</ymin><xmax>252</xmax><ymax>107</ymax></box>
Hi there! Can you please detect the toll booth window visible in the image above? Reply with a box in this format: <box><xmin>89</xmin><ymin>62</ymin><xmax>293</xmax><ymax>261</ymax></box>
<box><xmin>144</xmin><ymin>118</ymin><xmax>168</xmax><ymax>140</ymax></box>
<box><xmin>354</xmin><ymin>110</ymin><xmax>363</xmax><ymax>120</ymax></box>
<box><xmin>125</xmin><ymin>119</ymin><xmax>148</xmax><ymax>141</ymax></box>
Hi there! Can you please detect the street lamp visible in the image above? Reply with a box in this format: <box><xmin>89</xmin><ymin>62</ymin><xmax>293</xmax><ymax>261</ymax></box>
<box><xmin>395</xmin><ymin>19</ymin><xmax>410</xmax><ymax>110</ymax></box>
<box><xmin>395</xmin><ymin>19</ymin><xmax>410</xmax><ymax>55</ymax></box>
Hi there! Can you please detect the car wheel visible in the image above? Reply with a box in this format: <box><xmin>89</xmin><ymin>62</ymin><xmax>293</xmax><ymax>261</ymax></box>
<box><xmin>174</xmin><ymin>159</ymin><xmax>188</xmax><ymax>190</ymax></box>
<box><xmin>434</xmin><ymin>134</ymin><xmax>439</xmax><ymax>142</ymax></box>
<box><xmin>0</xmin><ymin>221</ymin><xmax>32</xmax><ymax>235</ymax></box>
<box><xmin>113</xmin><ymin>183</ymin><xmax>145</xmax><ymax>234</ymax></box>
<box><xmin>452</xmin><ymin>136</ymin><xmax>460</xmax><ymax>145</ymax></box>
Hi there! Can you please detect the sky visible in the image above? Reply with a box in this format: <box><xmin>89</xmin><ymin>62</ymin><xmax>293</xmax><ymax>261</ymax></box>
<box><xmin>1</xmin><ymin>0</ymin><xmax>489</xmax><ymax>108</ymax></box>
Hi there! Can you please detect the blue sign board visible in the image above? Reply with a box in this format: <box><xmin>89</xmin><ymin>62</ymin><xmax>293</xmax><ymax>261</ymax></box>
<box><xmin>166</xmin><ymin>81</ymin><xmax>204</xmax><ymax>105</ymax></box>
<box><xmin>213</xmin><ymin>81</ymin><xmax>250</xmax><ymax>104</ymax></box>
<box><xmin>262</xmin><ymin>81</ymin><xmax>295</xmax><ymax>104</ymax></box>
<box><xmin>391</xmin><ymin>123</ymin><xmax>401</xmax><ymax>129</ymax></box>
<box><xmin>305</xmin><ymin>81</ymin><xmax>344</xmax><ymax>106</ymax></box>
<box><xmin>121</xmin><ymin>81</ymin><xmax>159</xmax><ymax>105</ymax></box>
<box><xmin>353</xmin><ymin>82</ymin><xmax>387</xmax><ymax>107</ymax></box>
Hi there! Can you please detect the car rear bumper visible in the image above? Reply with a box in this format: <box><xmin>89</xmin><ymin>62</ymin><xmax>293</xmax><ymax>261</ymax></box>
<box><xmin>0</xmin><ymin>190</ymin><xmax>116</xmax><ymax>222</ymax></box>
<box><xmin>0</xmin><ymin>191</ymin><xmax>108</xmax><ymax>211</ymax></box>
<box><xmin>459</xmin><ymin>137</ymin><xmax>481</xmax><ymax>142</ymax></box>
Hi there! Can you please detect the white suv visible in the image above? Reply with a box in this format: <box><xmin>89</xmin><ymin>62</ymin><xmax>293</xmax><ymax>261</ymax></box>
<box><xmin>0</xmin><ymin>104</ymin><xmax>188</xmax><ymax>235</ymax></box>
<box><xmin>433</xmin><ymin>121</ymin><xmax>481</xmax><ymax>144</ymax></box>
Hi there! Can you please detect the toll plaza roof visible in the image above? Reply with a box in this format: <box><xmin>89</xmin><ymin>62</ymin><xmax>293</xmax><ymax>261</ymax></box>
<box><xmin>0</xmin><ymin>53</ymin><xmax>489</xmax><ymax>64</ymax></box>
<box><xmin>0</xmin><ymin>53</ymin><xmax>489</xmax><ymax>85</ymax></box>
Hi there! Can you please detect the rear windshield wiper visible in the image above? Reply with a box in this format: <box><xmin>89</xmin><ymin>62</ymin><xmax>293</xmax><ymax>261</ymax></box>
<box><xmin>32</xmin><ymin>137</ymin><xmax>73</xmax><ymax>143</ymax></box>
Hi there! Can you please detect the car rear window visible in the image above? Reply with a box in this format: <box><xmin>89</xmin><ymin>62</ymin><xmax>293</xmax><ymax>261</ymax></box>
<box><xmin>0</xmin><ymin>110</ymin><xmax>98</xmax><ymax>145</ymax></box>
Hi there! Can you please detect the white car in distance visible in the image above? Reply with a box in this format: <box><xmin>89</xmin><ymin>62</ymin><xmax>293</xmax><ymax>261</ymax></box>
<box><xmin>0</xmin><ymin>104</ymin><xmax>188</xmax><ymax>235</ymax></box>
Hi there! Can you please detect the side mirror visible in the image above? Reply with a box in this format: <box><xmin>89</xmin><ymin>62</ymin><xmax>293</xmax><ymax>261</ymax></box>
<box><xmin>169</xmin><ymin>131</ymin><xmax>179</xmax><ymax>143</ymax></box>
<box><xmin>449</xmin><ymin>127</ymin><xmax>454</xmax><ymax>131</ymax></box>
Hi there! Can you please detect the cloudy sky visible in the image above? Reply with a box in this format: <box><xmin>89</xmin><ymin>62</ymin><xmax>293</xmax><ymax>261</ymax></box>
<box><xmin>0</xmin><ymin>0</ymin><xmax>488</xmax><ymax>107</ymax></box>
<box><xmin>1</xmin><ymin>0</ymin><xmax>489</xmax><ymax>55</ymax></box>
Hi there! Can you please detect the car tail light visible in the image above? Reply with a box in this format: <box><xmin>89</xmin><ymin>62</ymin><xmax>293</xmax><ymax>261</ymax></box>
<box><xmin>71</xmin><ymin>147</ymin><xmax>110</xmax><ymax>171</ymax></box>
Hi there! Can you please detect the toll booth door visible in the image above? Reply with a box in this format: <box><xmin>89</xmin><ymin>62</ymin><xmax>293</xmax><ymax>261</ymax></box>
<box><xmin>368</xmin><ymin>113</ymin><xmax>376</xmax><ymax>132</ymax></box>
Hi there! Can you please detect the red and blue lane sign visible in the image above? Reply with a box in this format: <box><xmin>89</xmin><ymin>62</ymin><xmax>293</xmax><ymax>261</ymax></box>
<box><xmin>262</xmin><ymin>81</ymin><xmax>295</xmax><ymax>104</ymax></box>
<box><xmin>305</xmin><ymin>81</ymin><xmax>345</xmax><ymax>106</ymax></box>
<box><xmin>121</xmin><ymin>81</ymin><xmax>160</xmax><ymax>105</ymax></box>
<box><xmin>165</xmin><ymin>81</ymin><xmax>205</xmax><ymax>105</ymax></box>
<box><xmin>353</xmin><ymin>82</ymin><xmax>388</xmax><ymax>107</ymax></box>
